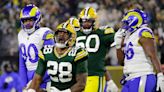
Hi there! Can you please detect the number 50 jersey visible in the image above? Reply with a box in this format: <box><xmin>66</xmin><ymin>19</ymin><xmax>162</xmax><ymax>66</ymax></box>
<box><xmin>76</xmin><ymin>27</ymin><xmax>115</xmax><ymax>76</ymax></box>
<box><xmin>18</xmin><ymin>27</ymin><xmax>54</xmax><ymax>88</ymax></box>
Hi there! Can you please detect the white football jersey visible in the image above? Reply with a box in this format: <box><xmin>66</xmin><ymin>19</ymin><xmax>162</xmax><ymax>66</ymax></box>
<box><xmin>18</xmin><ymin>27</ymin><xmax>54</xmax><ymax>71</ymax></box>
<box><xmin>123</xmin><ymin>25</ymin><xmax>154</xmax><ymax>74</ymax></box>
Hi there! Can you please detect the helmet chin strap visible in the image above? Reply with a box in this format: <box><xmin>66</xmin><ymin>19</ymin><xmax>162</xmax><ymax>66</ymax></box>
<box><xmin>55</xmin><ymin>43</ymin><xmax>66</xmax><ymax>48</ymax></box>
<box><xmin>82</xmin><ymin>27</ymin><xmax>92</xmax><ymax>35</ymax></box>
<box><xmin>55</xmin><ymin>39</ymin><xmax>69</xmax><ymax>48</ymax></box>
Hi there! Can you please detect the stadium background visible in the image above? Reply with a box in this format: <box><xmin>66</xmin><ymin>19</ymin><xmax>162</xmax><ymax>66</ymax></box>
<box><xmin>0</xmin><ymin>0</ymin><xmax>164</xmax><ymax>89</ymax></box>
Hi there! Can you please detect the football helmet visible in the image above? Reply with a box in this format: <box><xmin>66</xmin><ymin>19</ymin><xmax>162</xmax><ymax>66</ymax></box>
<box><xmin>20</xmin><ymin>4</ymin><xmax>41</xmax><ymax>34</ymax></box>
<box><xmin>67</xmin><ymin>17</ymin><xmax>80</xmax><ymax>31</ymax></box>
<box><xmin>122</xmin><ymin>9</ymin><xmax>149</xmax><ymax>32</ymax></box>
<box><xmin>79</xmin><ymin>7</ymin><xmax>97</xmax><ymax>34</ymax></box>
<box><xmin>55</xmin><ymin>22</ymin><xmax>76</xmax><ymax>48</ymax></box>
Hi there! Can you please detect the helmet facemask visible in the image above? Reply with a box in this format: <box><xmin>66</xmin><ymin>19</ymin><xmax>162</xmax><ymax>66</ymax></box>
<box><xmin>55</xmin><ymin>24</ymin><xmax>76</xmax><ymax>48</ymax></box>
<box><xmin>80</xmin><ymin>18</ymin><xmax>95</xmax><ymax>35</ymax></box>
<box><xmin>78</xmin><ymin>7</ymin><xmax>97</xmax><ymax>35</ymax></box>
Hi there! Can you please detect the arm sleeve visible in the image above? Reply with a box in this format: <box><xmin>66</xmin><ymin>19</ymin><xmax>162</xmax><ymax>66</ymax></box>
<box><xmin>19</xmin><ymin>50</ymin><xmax>28</xmax><ymax>88</ymax></box>
<box><xmin>76</xmin><ymin>59</ymin><xmax>88</xmax><ymax>74</ymax></box>
<box><xmin>75</xmin><ymin>48</ymin><xmax>88</xmax><ymax>74</ymax></box>
<box><xmin>35</xmin><ymin>58</ymin><xmax>47</xmax><ymax>77</ymax></box>
<box><xmin>102</xmin><ymin>28</ymin><xmax>115</xmax><ymax>46</ymax></box>
<box><xmin>42</xmin><ymin>30</ymin><xmax>55</xmax><ymax>46</ymax></box>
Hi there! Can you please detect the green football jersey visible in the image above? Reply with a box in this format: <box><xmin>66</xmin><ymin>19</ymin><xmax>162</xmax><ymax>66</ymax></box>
<box><xmin>36</xmin><ymin>45</ymin><xmax>88</xmax><ymax>90</ymax></box>
<box><xmin>76</xmin><ymin>27</ymin><xmax>115</xmax><ymax>76</ymax></box>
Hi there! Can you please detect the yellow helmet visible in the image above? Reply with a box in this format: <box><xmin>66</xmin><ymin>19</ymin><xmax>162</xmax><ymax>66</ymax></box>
<box><xmin>78</xmin><ymin>7</ymin><xmax>97</xmax><ymax>34</ymax></box>
<box><xmin>55</xmin><ymin>22</ymin><xmax>76</xmax><ymax>48</ymax></box>
<box><xmin>79</xmin><ymin>7</ymin><xmax>97</xmax><ymax>19</ymax></box>
<box><xmin>67</xmin><ymin>17</ymin><xmax>80</xmax><ymax>31</ymax></box>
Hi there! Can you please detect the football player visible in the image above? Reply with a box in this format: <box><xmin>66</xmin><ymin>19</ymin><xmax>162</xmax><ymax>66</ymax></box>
<box><xmin>76</xmin><ymin>7</ymin><xmax>118</xmax><ymax>92</ymax></box>
<box><xmin>27</xmin><ymin>22</ymin><xmax>88</xmax><ymax>92</ymax></box>
<box><xmin>18</xmin><ymin>4</ymin><xmax>54</xmax><ymax>90</ymax></box>
<box><xmin>114</xmin><ymin>9</ymin><xmax>164</xmax><ymax>92</ymax></box>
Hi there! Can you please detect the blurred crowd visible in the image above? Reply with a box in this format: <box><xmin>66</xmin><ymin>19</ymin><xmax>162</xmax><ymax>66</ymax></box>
<box><xmin>0</xmin><ymin>0</ymin><xmax>164</xmax><ymax>73</ymax></box>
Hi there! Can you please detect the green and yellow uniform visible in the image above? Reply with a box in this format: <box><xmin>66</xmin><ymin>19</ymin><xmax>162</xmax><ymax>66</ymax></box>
<box><xmin>76</xmin><ymin>27</ymin><xmax>115</xmax><ymax>92</ymax></box>
<box><xmin>36</xmin><ymin>45</ymin><xmax>88</xmax><ymax>90</ymax></box>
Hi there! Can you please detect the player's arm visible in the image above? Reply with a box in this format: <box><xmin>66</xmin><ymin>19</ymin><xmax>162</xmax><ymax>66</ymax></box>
<box><xmin>42</xmin><ymin>30</ymin><xmax>54</xmax><ymax>46</ymax></box>
<box><xmin>114</xmin><ymin>29</ymin><xmax>125</xmax><ymax>64</ymax></box>
<box><xmin>139</xmin><ymin>31</ymin><xmax>162</xmax><ymax>73</ymax></box>
<box><xmin>71</xmin><ymin>49</ymin><xmax>88</xmax><ymax>92</ymax></box>
<box><xmin>28</xmin><ymin>51</ymin><xmax>47</xmax><ymax>92</ymax></box>
<box><xmin>18</xmin><ymin>47</ymin><xmax>28</xmax><ymax>88</ymax></box>
<box><xmin>103</xmin><ymin>27</ymin><xmax>115</xmax><ymax>45</ymax></box>
<box><xmin>139</xmin><ymin>30</ymin><xmax>164</xmax><ymax>91</ymax></box>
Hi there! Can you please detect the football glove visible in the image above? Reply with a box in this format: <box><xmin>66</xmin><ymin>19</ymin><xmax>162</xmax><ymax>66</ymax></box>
<box><xmin>113</xmin><ymin>28</ymin><xmax>126</xmax><ymax>49</ymax></box>
<box><xmin>156</xmin><ymin>72</ymin><xmax>164</xmax><ymax>92</ymax></box>
<box><xmin>106</xmin><ymin>80</ymin><xmax>119</xmax><ymax>92</ymax></box>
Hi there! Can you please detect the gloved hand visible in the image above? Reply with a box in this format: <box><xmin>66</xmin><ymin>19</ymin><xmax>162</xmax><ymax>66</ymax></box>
<box><xmin>27</xmin><ymin>89</ymin><xmax>36</xmax><ymax>92</ymax></box>
<box><xmin>113</xmin><ymin>28</ymin><xmax>126</xmax><ymax>49</ymax></box>
<box><xmin>50</xmin><ymin>87</ymin><xmax>60</xmax><ymax>92</ymax></box>
<box><xmin>60</xmin><ymin>89</ymin><xmax>71</xmax><ymax>92</ymax></box>
<box><xmin>156</xmin><ymin>72</ymin><xmax>164</xmax><ymax>92</ymax></box>
<box><xmin>50</xmin><ymin>87</ymin><xmax>71</xmax><ymax>92</ymax></box>
<box><xmin>106</xmin><ymin>80</ymin><xmax>119</xmax><ymax>92</ymax></box>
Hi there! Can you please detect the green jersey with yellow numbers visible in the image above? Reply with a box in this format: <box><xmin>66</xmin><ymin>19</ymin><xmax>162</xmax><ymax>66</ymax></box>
<box><xmin>36</xmin><ymin>45</ymin><xmax>88</xmax><ymax>90</ymax></box>
<box><xmin>76</xmin><ymin>27</ymin><xmax>114</xmax><ymax>76</ymax></box>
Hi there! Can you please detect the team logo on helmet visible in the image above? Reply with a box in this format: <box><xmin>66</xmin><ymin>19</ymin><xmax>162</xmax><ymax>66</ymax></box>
<box><xmin>122</xmin><ymin>9</ymin><xmax>149</xmax><ymax>32</ymax></box>
<box><xmin>20</xmin><ymin>4</ymin><xmax>41</xmax><ymax>34</ymax></box>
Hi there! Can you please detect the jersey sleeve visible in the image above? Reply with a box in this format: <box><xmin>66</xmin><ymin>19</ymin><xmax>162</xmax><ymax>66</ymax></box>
<box><xmin>18</xmin><ymin>47</ymin><xmax>28</xmax><ymax>88</ymax></box>
<box><xmin>139</xmin><ymin>28</ymin><xmax>154</xmax><ymax>39</ymax></box>
<box><xmin>74</xmin><ymin>48</ymin><xmax>88</xmax><ymax>74</ymax></box>
<box><xmin>42</xmin><ymin>30</ymin><xmax>55</xmax><ymax>46</ymax></box>
<box><xmin>35</xmin><ymin>50</ymin><xmax>47</xmax><ymax>77</ymax></box>
<box><xmin>102</xmin><ymin>27</ymin><xmax>115</xmax><ymax>46</ymax></box>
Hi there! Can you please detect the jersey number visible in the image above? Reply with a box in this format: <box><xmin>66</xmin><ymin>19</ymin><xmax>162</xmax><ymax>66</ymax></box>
<box><xmin>47</xmin><ymin>61</ymin><xmax>72</xmax><ymax>83</ymax></box>
<box><xmin>76</xmin><ymin>34</ymin><xmax>100</xmax><ymax>52</ymax></box>
<box><xmin>19</xmin><ymin>43</ymin><xmax>38</xmax><ymax>63</ymax></box>
<box><xmin>124</xmin><ymin>42</ymin><xmax>134</xmax><ymax>60</ymax></box>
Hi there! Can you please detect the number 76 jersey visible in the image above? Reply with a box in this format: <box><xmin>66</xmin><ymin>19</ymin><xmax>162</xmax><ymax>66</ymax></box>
<box><xmin>123</xmin><ymin>26</ymin><xmax>154</xmax><ymax>74</ymax></box>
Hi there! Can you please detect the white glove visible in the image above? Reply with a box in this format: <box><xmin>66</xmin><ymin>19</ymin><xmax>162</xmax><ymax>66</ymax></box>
<box><xmin>50</xmin><ymin>87</ymin><xmax>71</xmax><ymax>92</ymax></box>
<box><xmin>50</xmin><ymin>87</ymin><xmax>60</xmax><ymax>92</ymax></box>
<box><xmin>27</xmin><ymin>89</ymin><xmax>36</xmax><ymax>92</ymax></box>
<box><xmin>106</xmin><ymin>80</ymin><xmax>118</xmax><ymax>92</ymax></box>
<box><xmin>60</xmin><ymin>89</ymin><xmax>71</xmax><ymax>92</ymax></box>
<box><xmin>113</xmin><ymin>28</ymin><xmax>126</xmax><ymax>49</ymax></box>
<box><xmin>156</xmin><ymin>72</ymin><xmax>164</xmax><ymax>92</ymax></box>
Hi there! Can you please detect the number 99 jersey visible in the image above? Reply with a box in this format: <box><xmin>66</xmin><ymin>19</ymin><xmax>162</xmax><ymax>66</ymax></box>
<box><xmin>36</xmin><ymin>46</ymin><xmax>88</xmax><ymax>90</ymax></box>
<box><xmin>18</xmin><ymin>27</ymin><xmax>54</xmax><ymax>87</ymax></box>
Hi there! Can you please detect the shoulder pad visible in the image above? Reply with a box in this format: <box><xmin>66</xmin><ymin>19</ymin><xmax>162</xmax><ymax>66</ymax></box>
<box><xmin>74</xmin><ymin>47</ymin><xmax>88</xmax><ymax>62</ymax></box>
<box><xmin>42</xmin><ymin>45</ymin><xmax>54</xmax><ymax>54</ymax></box>
<box><xmin>104</xmin><ymin>27</ymin><xmax>115</xmax><ymax>34</ymax></box>
<box><xmin>41</xmin><ymin>28</ymin><xmax>54</xmax><ymax>40</ymax></box>
<box><xmin>138</xmin><ymin>27</ymin><xmax>154</xmax><ymax>38</ymax></box>
<box><xmin>38</xmin><ymin>50</ymin><xmax>45</xmax><ymax>60</ymax></box>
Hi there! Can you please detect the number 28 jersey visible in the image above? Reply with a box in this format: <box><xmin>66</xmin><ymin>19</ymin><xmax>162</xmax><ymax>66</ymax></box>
<box><xmin>36</xmin><ymin>46</ymin><xmax>88</xmax><ymax>90</ymax></box>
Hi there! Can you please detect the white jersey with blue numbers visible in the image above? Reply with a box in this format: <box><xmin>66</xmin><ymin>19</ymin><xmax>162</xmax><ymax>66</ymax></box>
<box><xmin>18</xmin><ymin>27</ymin><xmax>54</xmax><ymax>88</ymax></box>
<box><xmin>18</xmin><ymin>27</ymin><xmax>53</xmax><ymax>70</ymax></box>
<box><xmin>123</xmin><ymin>25</ymin><xmax>155</xmax><ymax>76</ymax></box>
